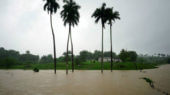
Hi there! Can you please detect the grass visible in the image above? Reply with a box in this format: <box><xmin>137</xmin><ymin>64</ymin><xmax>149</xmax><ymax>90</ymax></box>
<box><xmin>0</xmin><ymin>61</ymin><xmax>160</xmax><ymax>70</ymax></box>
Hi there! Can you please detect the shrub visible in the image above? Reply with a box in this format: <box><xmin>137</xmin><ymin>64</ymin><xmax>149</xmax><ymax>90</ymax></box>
<box><xmin>33</xmin><ymin>68</ymin><xmax>39</xmax><ymax>72</ymax></box>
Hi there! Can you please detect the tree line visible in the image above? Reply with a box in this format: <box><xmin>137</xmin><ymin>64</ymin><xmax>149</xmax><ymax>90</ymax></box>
<box><xmin>0</xmin><ymin>47</ymin><xmax>51</xmax><ymax>68</ymax></box>
<box><xmin>1</xmin><ymin>47</ymin><xmax>170</xmax><ymax>69</ymax></box>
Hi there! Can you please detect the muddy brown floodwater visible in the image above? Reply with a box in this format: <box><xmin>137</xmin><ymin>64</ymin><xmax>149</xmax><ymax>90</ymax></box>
<box><xmin>0</xmin><ymin>65</ymin><xmax>170</xmax><ymax>95</ymax></box>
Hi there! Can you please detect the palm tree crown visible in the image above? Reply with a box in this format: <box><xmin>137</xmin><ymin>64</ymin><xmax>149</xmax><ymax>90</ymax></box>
<box><xmin>106</xmin><ymin>7</ymin><xmax>120</xmax><ymax>26</ymax></box>
<box><xmin>60</xmin><ymin>0</ymin><xmax>80</xmax><ymax>26</ymax></box>
<box><xmin>43</xmin><ymin>0</ymin><xmax>60</xmax><ymax>14</ymax></box>
<box><xmin>91</xmin><ymin>3</ymin><xmax>107</xmax><ymax>28</ymax></box>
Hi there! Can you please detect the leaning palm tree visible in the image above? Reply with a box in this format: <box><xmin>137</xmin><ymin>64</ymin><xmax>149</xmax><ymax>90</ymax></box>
<box><xmin>92</xmin><ymin>3</ymin><xmax>107</xmax><ymax>73</ymax></box>
<box><xmin>61</xmin><ymin>0</ymin><xmax>80</xmax><ymax>74</ymax></box>
<box><xmin>105</xmin><ymin>7</ymin><xmax>120</xmax><ymax>72</ymax></box>
<box><xmin>43</xmin><ymin>0</ymin><xmax>60</xmax><ymax>74</ymax></box>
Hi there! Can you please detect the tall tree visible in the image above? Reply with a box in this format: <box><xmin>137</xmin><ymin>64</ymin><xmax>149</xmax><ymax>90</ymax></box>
<box><xmin>43</xmin><ymin>0</ymin><xmax>60</xmax><ymax>74</ymax></box>
<box><xmin>92</xmin><ymin>3</ymin><xmax>107</xmax><ymax>73</ymax></box>
<box><xmin>105</xmin><ymin>7</ymin><xmax>120</xmax><ymax>72</ymax></box>
<box><xmin>61</xmin><ymin>0</ymin><xmax>80</xmax><ymax>74</ymax></box>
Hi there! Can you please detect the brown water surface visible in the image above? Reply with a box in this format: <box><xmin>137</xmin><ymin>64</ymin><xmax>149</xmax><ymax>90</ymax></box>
<box><xmin>0</xmin><ymin>65</ymin><xmax>170</xmax><ymax>95</ymax></box>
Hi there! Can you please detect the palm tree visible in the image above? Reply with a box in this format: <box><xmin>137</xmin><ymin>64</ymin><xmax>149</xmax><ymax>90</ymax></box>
<box><xmin>92</xmin><ymin>3</ymin><xmax>107</xmax><ymax>73</ymax></box>
<box><xmin>61</xmin><ymin>0</ymin><xmax>80</xmax><ymax>74</ymax></box>
<box><xmin>105</xmin><ymin>7</ymin><xmax>120</xmax><ymax>72</ymax></box>
<box><xmin>43</xmin><ymin>0</ymin><xmax>60</xmax><ymax>74</ymax></box>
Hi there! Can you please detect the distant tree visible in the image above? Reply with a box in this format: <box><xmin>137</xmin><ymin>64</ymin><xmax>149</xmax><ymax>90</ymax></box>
<box><xmin>57</xmin><ymin>56</ymin><xmax>65</xmax><ymax>62</ymax></box>
<box><xmin>167</xmin><ymin>57</ymin><xmax>170</xmax><ymax>64</ymax></box>
<box><xmin>61</xmin><ymin>0</ymin><xmax>80</xmax><ymax>73</ymax></box>
<box><xmin>119</xmin><ymin>49</ymin><xmax>137</xmax><ymax>62</ymax></box>
<box><xmin>75</xmin><ymin>55</ymin><xmax>81</xmax><ymax>66</ymax></box>
<box><xmin>103</xmin><ymin>51</ymin><xmax>116</xmax><ymax>58</ymax></box>
<box><xmin>26</xmin><ymin>50</ymin><xmax>30</xmax><ymax>54</ymax></box>
<box><xmin>1</xmin><ymin>57</ymin><xmax>17</xmax><ymax>69</ymax></box>
<box><xmin>43</xmin><ymin>0</ymin><xmax>60</xmax><ymax>74</ymax></box>
<box><xmin>62</xmin><ymin>51</ymin><xmax>72</xmax><ymax>61</ymax></box>
<box><xmin>128</xmin><ymin>51</ymin><xmax>137</xmax><ymax>62</ymax></box>
<box><xmin>92</xmin><ymin>3</ymin><xmax>108</xmax><ymax>73</ymax></box>
<box><xmin>79</xmin><ymin>50</ymin><xmax>93</xmax><ymax>62</ymax></box>
<box><xmin>93</xmin><ymin>50</ymin><xmax>102</xmax><ymax>60</ymax></box>
<box><xmin>119</xmin><ymin>49</ymin><xmax>138</xmax><ymax>69</ymax></box>
<box><xmin>119</xmin><ymin>49</ymin><xmax>128</xmax><ymax>62</ymax></box>
<box><xmin>40</xmin><ymin>54</ymin><xmax>53</xmax><ymax>64</ymax></box>
<box><xmin>0</xmin><ymin>48</ymin><xmax>20</xmax><ymax>61</ymax></box>
<box><xmin>19</xmin><ymin>52</ymin><xmax>39</xmax><ymax>64</ymax></box>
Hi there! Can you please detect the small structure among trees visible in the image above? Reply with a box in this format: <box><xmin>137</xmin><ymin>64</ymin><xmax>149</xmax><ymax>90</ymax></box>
<box><xmin>98</xmin><ymin>57</ymin><xmax>121</xmax><ymax>62</ymax></box>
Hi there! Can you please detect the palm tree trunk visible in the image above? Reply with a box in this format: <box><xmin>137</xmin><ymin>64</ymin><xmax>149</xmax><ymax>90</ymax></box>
<box><xmin>66</xmin><ymin>28</ymin><xmax>70</xmax><ymax>75</ymax></box>
<box><xmin>69</xmin><ymin>23</ymin><xmax>74</xmax><ymax>72</ymax></box>
<box><xmin>50</xmin><ymin>13</ymin><xmax>57</xmax><ymax>74</ymax></box>
<box><xmin>101</xmin><ymin>26</ymin><xmax>104</xmax><ymax>73</ymax></box>
<box><xmin>110</xmin><ymin>24</ymin><xmax>113</xmax><ymax>72</ymax></box>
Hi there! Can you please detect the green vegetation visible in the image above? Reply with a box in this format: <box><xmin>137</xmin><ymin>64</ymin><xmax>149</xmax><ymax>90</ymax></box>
<box><xmin>0</xmin><ymin>47</ymin><xmax>169</xmax><ymax>70</ymax></box>
<box><xmin>119</xmin><ymin>49</ymin><xmax>137</xmax><ymax>62</ymax></box>
<box><xmin>0</xmin><ymin>61</ymin><xmax>159</xmax><ymax>70</ymax></box>
<box><xmin>141</xmin><ymin>77</ymin><xmax>154</xmax><ymax>88</ymax></box>
<box><xmin>33</xmin><ymin>68</ymin><xmax>39</xmax><ymax>72</ymax></box>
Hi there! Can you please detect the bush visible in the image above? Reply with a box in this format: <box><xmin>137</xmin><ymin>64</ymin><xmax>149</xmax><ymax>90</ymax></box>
<box><xmin>33</xmin><ymin>68</ymin><xmax>39</xmax><ymax>72</ymax></box>
<box><xmin>119</xmin><ymin>49</ymin><xmax>137</xmax><ymax>62</ymax></box>
<box><xmin>0</xmin><ymin>57</ymin><xmax>18</xmax><ymax>68</ymax></box>
<box><xmin>167</xmin><ymin>57</ymin><xmax>170</xmax><ymax>64</ymax></box>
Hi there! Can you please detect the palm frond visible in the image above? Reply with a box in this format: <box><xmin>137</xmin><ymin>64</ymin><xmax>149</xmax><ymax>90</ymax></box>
<box><xmin>91</xmin><ymin>2</ymin><xmax>108</xmax><ymax>27</ymax></box>
<box><xmin>43</xmin><ymin>0</ymin><xmax>60</xmax><ymax>14</ymax></box>
<box><xmin>60</xmin><ymin>0</ymin><xmax>80</xmax><ymax>26</ymax></box>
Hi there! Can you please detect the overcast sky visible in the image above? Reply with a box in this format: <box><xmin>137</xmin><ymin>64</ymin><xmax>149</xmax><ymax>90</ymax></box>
<box><xmin>0</xmin><ymin>0</ymin><xmax>170</xmax><ymax>57</ymax></box>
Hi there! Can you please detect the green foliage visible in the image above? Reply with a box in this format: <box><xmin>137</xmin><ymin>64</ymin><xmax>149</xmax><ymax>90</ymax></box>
<box><xmin>0</xmin><ymin>47</ymin><xmax>168</xmax><ymax>70</ymax></box>
<box><xmin>0</xmin><ymin>57</ymin><xmax>18</xmax><ymax>69</ymax></box>
<box><xmin>40</xmin><ymin>54</ymin><xmax>53</xmax><ymax>64</ymax></box>
<box><xmin>167</xmin><ymin>57</ymin><xmax>170</xmax><ymax>64</ymax></box>
<box><xmin>1</xmin><ymin>61</ymin><xmax>157</xmax><ymax>70</ymax></box>
<box><xmin>0</xmin><ymin>47</ymin><xmax>39</xmax><ymax>65</ymax></box>
<box><xmin>137</xmin><ymin>54</ymin><xmax>169</xmax><ymax>64</ymax></box>
<box><xmin>105</xmin><ymin>7</ymin><xmax>120</xmax><ymax>26</ymax></box>
<box><xmin>19</xmin><ymin>53</ymin><xmax>39</xmax><ymax>64</ymax></box>
<box><xmin>61</xmin><ymin>51</ymin><xmax>72</xmax><ymax>62</ymax></box>
<box><xmin>141</xmin><ymin>77</ymin><xmax>154</xmax><ymax>88</ymax></box>
<box><xmin>57</xmin><ymin>56</ymin><xmax>65</xmax><ymax>62</ymax></box>
<box><xmin>79</xmin><ymin>50</ymin><xmax>93</xmax><ymax>62</ymax></box>
<box><xmin>43</xmin><ymin>0</ymin><xmax>60</xmax><ymax>14</ymax></box>
<box><xmin>60</xmin><ymin>0</ymin><xmax>80</xmax><ymax>26</ymax></box>
<box><xmin>103</xmin><ymin>51</ymin><xmax>116</xmax><ymax>58</ymax></box>
<box><xmin>119</xmin><ymin>49</ymin><xmax>137</xmax><ymax>62</ymax></box>
<box><xmin>119</xmin><ymin>49</ymin><xmax>128</xmax><ymax>62</ymax></box>
<box><xmin>93</xmin><ymin>50</ymin><xmax>102</xmax><ymax>60</ymax></box>
<box><xmin>91</xmin><ymin>3</ymin><xmax>107</xmax><ymax>27</ymax></box>
<box><xmin>33</xmin><ymin>67</ymin><xmax>39</xmax><ymax>72</ymax></box>
<box><xmin>75</xmin><ymin>55</ymin><xmax>81</xmax><ymax>66</ymax></box>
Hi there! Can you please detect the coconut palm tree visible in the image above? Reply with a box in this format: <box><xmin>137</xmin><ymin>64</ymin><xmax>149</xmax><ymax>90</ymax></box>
<box><xmin>43</xmin><ymin>0</ymin><xmax>60</xmax><ymax>74</ymax></box>
<box><xmin>105</xmin><ymin>7</ymin><xmax>120</xmax><ymax>72</ymax></box>
<box><xmin>92</xmin><ymin>3</ymin><xmax>107</xmax><ymax>73</ymax></box>
<box><xmin>61</xmin><ymin>0</ymin><xmax>80</xmax><ymax>74</ymax></box>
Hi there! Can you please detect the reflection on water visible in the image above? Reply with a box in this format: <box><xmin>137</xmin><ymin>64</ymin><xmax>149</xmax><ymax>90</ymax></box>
<box><xmin>0</xmin><ymin>65</ymin><xmax>170</xmax><ymax>95</ymax></box>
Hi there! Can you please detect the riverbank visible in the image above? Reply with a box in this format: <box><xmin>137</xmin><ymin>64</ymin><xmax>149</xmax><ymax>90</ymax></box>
<box><xmin>0</xmin><ymin>61</ymin><xmax>165</xmax><ymax>70</ymax></box>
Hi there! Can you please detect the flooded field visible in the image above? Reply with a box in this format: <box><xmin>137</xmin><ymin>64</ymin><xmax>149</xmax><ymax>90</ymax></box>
<box><xmin>0</xmin><ymin>65</ymin><xmax>170</xmax><ymax>95</ymax></box>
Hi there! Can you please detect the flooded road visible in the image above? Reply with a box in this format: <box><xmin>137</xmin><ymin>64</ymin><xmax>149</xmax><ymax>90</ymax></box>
<box><xmin>0</xmin><ymin>65</ymin><xmax>170</xmax><ymax>95</ymax></box>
